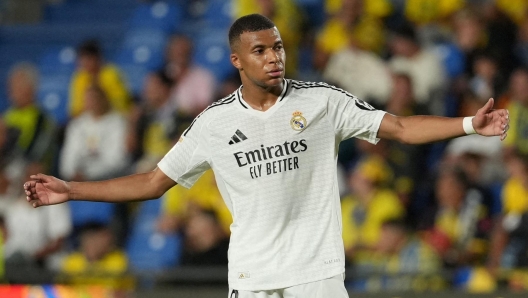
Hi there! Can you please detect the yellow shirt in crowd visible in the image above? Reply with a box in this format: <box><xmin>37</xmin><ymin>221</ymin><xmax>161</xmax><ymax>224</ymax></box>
<box><xmin>163</xmin><ymin>170</ymin><xmax>233</xmax><ymax>234</ymax></box>
<box><xmin>61</xmin><ymin>250</ymin><xmax>132</xmax><ymax>289</ymax></box>
<box><xmin>69</xmin><ymin>64</ymin><xmax>131</xmax><ymax>117</ymax></box>
<box><xmin>341</xmin><ymin>189</ymin><xmax>405</xmax><ymax>250</ymax></box>
<box><xmin>502</xmin><ymin>177</ymin><xmax>528</xmax><ymax>214</ymax></box>
<box><xmin>405</xmin><ymin>0</ymin><xmax>465</xmax><ymax>25</ymax></box>
<box><xmin>3</xmin><ymin>105</ymin><xmax>41</xmax><ymax>150</ymax></box>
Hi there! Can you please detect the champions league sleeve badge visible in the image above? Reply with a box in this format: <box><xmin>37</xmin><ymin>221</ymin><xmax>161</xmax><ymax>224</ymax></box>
<box><xmin>290</xmin><ymin>111</ymin><xmax>307</xmax><ymax>131</ymax></box>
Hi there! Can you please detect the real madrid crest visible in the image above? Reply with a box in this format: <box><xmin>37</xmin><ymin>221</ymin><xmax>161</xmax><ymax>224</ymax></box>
<box><xmin>290</xmin><ymin>111</ymin><xmax>307</xmax><ymax>131</ymax></box>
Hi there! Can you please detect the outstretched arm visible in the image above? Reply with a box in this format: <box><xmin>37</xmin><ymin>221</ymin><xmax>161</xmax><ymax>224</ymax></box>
<box><xmin>377</xmin><ymin>98</ymin><xmax>509</xmax><ymax>144</ymax></box>
<box><xmin>24</xmin><ymin>167</ymin><xmax>176</xmax><ymax>208</ymax></box>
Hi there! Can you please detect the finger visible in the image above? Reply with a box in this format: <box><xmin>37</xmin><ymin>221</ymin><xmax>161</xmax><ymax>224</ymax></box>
<box><xmin>30</xmin><ymin>200</ymin><xmax>41</xmax><ymax>208</ymax></box>
<box><xmin>501</xmin><ymin>132</ymin><xmax>508</xmax><ymax>141</ymax></box>
<box><xmin>23</xmin><ymin>181</ymin><xmax>36</xmax><ymax>190</ymax></box>
<box><xmin>478</xmin><ymin>98</ymin><xmax>494</xmax><ymax>115</ymax></box>
<box><xmin>30</xmin><ymin>173</ymin><xmax>48</xmax><ymax>182</ymax></box>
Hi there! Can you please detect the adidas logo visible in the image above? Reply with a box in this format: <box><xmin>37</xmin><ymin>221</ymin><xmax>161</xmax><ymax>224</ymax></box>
<box><xmin>228</xmin><ymin>129</ymin><xmax>248</xmax><ymax>145</ymax></box>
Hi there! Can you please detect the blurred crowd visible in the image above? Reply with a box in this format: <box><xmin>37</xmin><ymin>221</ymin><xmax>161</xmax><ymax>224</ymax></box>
<box><xmin>1</xmin><ymin>0</ymin><xmax>528</xmax><ymax>294</ymax></box>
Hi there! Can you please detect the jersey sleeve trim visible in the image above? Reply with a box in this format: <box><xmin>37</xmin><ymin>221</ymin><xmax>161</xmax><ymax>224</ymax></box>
<box><xmin>183</xmin><ymin>94</ymin><xmax>236</xmax><ymax>136</ymax></box>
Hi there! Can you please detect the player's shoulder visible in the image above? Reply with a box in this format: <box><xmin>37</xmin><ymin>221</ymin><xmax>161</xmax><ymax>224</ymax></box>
<box><xmin>288</xmin><ymin>79</ymin><xmax>354</xmax><ymax>98</ymax></box>
<box><xmin>181</xmin><ymin>91</ymin><xmax>238</xmax><ymax>137</ymax></box>
<box><xmin>198</xmin><ymin>92</ymin><xmax>238</xmax><ymax>118</ymax></box>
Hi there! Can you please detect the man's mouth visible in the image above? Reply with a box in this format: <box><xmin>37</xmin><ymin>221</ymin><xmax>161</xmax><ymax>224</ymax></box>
<box><xmin>268</xmin><ymin>69</ymin><xmax>283</xmax><ymax>77</ymax></box>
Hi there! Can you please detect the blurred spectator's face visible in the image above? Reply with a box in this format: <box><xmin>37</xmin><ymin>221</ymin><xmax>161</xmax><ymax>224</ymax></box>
<box><xmin>81</xmin><ymin>228</ymin><xmax>114</xmax><ymax>262</ymax></box>
<box><xmin>185</xmin><ymin>211</ymin><xmax>222</xmax><ymax>252</ymax></box>
<box><xmin>78</xmin><ymin>54</ymin><xmax>100</xmax><ymax>74</ymax></box>
<box><xmin>376</xmin><ymin>225</ymin><xmax>404</xmax><ymax>254</ymax></box>
<box><xmin>256</xmin><ymin>0</ymin><xmax>276</xmax><ymax>18</ymax></box>
<box><xmin>455</xmin><ymin>16</ymin><xmax>482</xmax><ymax>51</ymax></box>
<box><xmin>143</xmin><ymin>74</ymin><xmax>170</xmax><ymax>108</ymax></box>
<box><xmin>348</xmin><ymin>169</ymin><xmax>373</xmax><ymax>201</ymax></box>
<box><xmin>435</xmin><ymin>172</ymin><xmax>465</xmax><ymax>210</ymax></box>
<box><xmin>341</xmin><ymin>0</ymin><xmax>363</xmax><ymax>25</ymax></box>
<box><xmin>390</xmin><ymin>75</ymin><xmax>414</xmax><ymax>106</ymax></box>
<box><xmin>84</xmin><ymin>87</ymin><xmax>109</xmax><ymax>116</ymax></box>
<box><xmin>509</xmin><ymin>70</ymin><xmax>528</xmax><ymax>103</ymax></box>
<box><xmin>473</xmin><ymin>57</ymin><xmax>497</xmax><ymax>81</ymax></box>
<box><xmin>389</xmin><ymin>37</ymin><xmax>416</xmax><ymax>57</ymax></box>
<box><xmin>166</xmin><ymin>36</ymin><xmax>192</xmax><ymax>68</ymax></box>
<box><xmin>8</xmin><ymin>70</ymin><xmax>34</xmax><ymax>108</ymax></box>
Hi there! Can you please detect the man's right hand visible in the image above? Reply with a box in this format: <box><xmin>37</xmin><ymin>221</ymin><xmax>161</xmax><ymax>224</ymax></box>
<box><xmin>24</xmin><ymin>173</ymin><xmax>70</xmax><ymax>208</ymax></box>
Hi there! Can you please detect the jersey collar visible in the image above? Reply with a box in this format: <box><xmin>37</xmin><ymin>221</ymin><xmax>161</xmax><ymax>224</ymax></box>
<box><xmin>236</xmin><ymin>79</ymin><xmax>290</xmax><ymax>116</ymax></box>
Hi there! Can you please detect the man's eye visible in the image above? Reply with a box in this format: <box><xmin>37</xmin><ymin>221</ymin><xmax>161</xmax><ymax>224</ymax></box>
<box><xmin>254</xmin><ymin>49</ymin><xmax>263</xmax><ymax>54</ymax></box>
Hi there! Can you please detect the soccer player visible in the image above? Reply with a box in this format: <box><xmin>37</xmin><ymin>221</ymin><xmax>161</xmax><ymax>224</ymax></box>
<box><xmin>24</xmin><ymin>14</ymin><xmax>509</xmax><ymax>298</ymax></box>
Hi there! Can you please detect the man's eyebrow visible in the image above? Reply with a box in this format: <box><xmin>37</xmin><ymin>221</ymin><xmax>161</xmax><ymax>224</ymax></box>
<box><xmin>250</xmin><ymin>40</ymin><xmax>283</xmax><ymax>50</ymax></box>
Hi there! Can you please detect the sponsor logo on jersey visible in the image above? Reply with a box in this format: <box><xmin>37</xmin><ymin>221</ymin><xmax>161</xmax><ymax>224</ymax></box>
<box><xmin>233</xmin><ymin>139</ymin><xmax>308</xmax><ymax>179</ymax></box>
<box><xmin>228</xmin><ymin>129</ymin><xmax>248</xmax><ymax>145</ymax></box>
<box><xmin>290</xmin><ymin>111</ymin><xmax>307</xmax><ymax>131</ymax></box>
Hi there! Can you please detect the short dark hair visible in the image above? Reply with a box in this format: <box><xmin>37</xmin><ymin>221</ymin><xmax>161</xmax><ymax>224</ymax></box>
<box><xmin>77</xmin><ymin>39</ymin><xmax>102</xmax><ymax>57</ymax></box>
<box><xmin>228</xmin><ymin>14</ymin><xmax>276</xmax><ymax>49</ymax></box>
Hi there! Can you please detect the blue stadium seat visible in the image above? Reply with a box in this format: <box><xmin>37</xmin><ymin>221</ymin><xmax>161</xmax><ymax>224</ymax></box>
<box><xmin>201</xmin><ymin>0</ymin><xmax>233</xmax><ymax>29</ymax></box>
<box><xmin>37</xmin><ymin>74</ymin><xmax>70</xmax><ymax>125</ymax></box>
<box><xmin>44</xmin><ymin>2</ymin><xmax>135</xmax><ymax>25</ymax></box>
<box><xmin>39</xmin><ymin>46</ymin><xmax>76</xmax><ymax>75</ymax></box>
<box><xmin>116</xmin><ymin>63</ymin><xmax>149</xmax><ymax>96</ymax></box>
<box><xmin>122</xmin><ymin>27</ymin><xmax>168</xmax><ymax>51</ymax></box>
<box><xmin>128</xmin><ymin>1</ymin><xmax>184</xmax><ymax>33</ymax></box>
<box><xmin>192</xmin><ymin>30</ymin><xmax>236</xmax><ymax>82</ymax></box>
<box><xmin>126</xmin><ymin>197</ymin><xmax>182</xmax><ymax>271</ymax></box>
<box><xmin>68</xmin><ymin>201</ymin><xmax>117</xmax><ymax>228</ymax></box>
<box><xmin>294</xmin><ymin>0</ymin><xmax>326</xmax><ymax>28</ymax></box>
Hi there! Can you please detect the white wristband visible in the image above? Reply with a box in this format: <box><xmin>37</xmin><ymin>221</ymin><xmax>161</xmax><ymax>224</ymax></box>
<box><xmin>463</xmin><ymin>116</ymin><xmax>476</xmax><ymax>135</ymax></box>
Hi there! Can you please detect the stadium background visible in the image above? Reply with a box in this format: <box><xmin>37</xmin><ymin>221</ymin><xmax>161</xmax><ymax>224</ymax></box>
<box><xmin>1</xmin><ymin>0</ymin><xmax>528</xmax><ymax>297</ymax></box>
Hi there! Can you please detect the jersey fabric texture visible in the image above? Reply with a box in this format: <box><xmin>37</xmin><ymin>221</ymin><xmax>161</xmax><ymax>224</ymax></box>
<box><xmin>158</xmin><ymin>79</ymin><xmax>386</xmax><ymax>291</ymax></box>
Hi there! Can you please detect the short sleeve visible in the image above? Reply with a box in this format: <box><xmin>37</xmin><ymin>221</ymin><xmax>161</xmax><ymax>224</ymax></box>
<box><xmin>157</xmin><ymin>114</ymin><xmax>211</xmax><ymax>189</ymax></box>
<box><xmin>326</xmin><ymin>88</ymin><xmax>386</xmax><ymax>143</ymax></box>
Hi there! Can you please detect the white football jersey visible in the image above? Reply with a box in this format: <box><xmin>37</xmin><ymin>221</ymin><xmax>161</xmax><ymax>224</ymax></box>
<box><xmin>158</xmin><ymin>79</ymin><xmax>386</xmax><ymax>291</ymax></box>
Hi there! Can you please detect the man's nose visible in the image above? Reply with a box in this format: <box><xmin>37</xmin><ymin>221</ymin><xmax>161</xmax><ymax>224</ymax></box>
<box><xmin>266</xmin><ymin>49</ymin><xmax>280</xmax><ymax>63</ymax></box>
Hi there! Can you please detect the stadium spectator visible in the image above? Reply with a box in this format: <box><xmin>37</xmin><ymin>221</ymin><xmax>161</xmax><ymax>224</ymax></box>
<box><xmin>234</xmin><ymin>0</ymin><xmax>303</xmax><ymax>77</ymax></box>
<box><xmin>322</xmin><ymin>30</ymin><xmax>392</xmax><ymax>106</ymax></box>
<box><xmin>180</xmin><ymin>208</ymin><xmax>229</xmax><ymax>266</ymax></box>
<box><xmin>388</xmin><ymin>23</ymin><xmax>448</xmax><ymax>115</ymax></box>
<box><xmin>341</xmin><ymin>155</ymin><xmax>405</xmax><ymax>262</ymax></box>
<box><xmin>60</xmin><ymin>85</ymin><xmax>130</xmax><ymax>181</ymax></box>
<box><xmin>127</xmin><ymin>70</ymin><xmax>182</xmax><ymax>173</ymax></box>
<box><xmin>487</xmin><ymin>151</ymin><xmax>528</xmax><ymax>275</ymax></box>
<box><xmin>420</xmin><ymin>165</ymin><xmax>490</xmax><ymax>268</ymax></box>
<box><xmin>5</xmin><ymin>163</ymin><xmax>72</xmax><ymax>279</ymax></box>
<box><xmin>164</xmin><ymin>35</ymin><xmax>217</xmax><ymax>117</ymax></box>
<box><xmin>501</xmin><ymin>68</ymin><xmax>528</xmax><ymax>157</ymax></box>
<box><xmin>158</xmin><ymin>170</ymin><xmax>232</xmax><ymax>236</ymax></box>
<box><xmin>468</xmin><ymin>54</ymin><xmax>504</xmax><ymax>104</ymax></box>
<box><xmin>2</xmin><ymin>62</ymin><xmax>58</xmax><ymax>169</ymax></box>
<box><xmin>61</xmin><ymin>222</ymin><xmax>130</xmax><ymax>288</ymax></box>
<box><xmin>354</xmin><ymin>219</ymin><xmax>441</xmax><ymax>275</ymax></box>
<box><xmin>314</xmin><ymin>0</ymin><xmax>386</xmax><ymax>70</ymax></box>
<box><xmin>69</xmin><ymin>39</ymin><xmax>131</xmax><ymax>118</ymax></box>
<box><xmin>382</xmin><ymin>73</ymin><xmax>429</xmax><ymax>204</ymax></box>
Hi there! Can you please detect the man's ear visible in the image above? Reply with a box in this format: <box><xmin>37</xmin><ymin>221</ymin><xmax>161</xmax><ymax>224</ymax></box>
<box><xmin>231</xmin><ymin>53</ymin><xmax>242</xmax><ymax>70</ymax></box>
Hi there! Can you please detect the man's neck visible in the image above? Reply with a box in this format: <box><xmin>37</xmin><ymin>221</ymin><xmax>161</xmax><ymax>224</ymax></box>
<box><xmin>240</xmin><ymin>80</ymin><xmax>284</xmax><ymax>112</ymax></box>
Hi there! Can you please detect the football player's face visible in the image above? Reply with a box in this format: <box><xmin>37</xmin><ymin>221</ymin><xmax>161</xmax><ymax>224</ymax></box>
<box><xmin>230</xmin><ymin>27</ymin><xmax>286</xmax><ymax>88</ymax></box>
